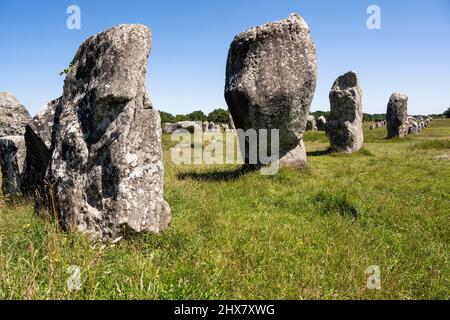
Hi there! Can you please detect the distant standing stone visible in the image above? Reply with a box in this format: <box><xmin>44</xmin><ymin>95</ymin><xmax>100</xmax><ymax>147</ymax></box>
<box><xmin>317</xmin><ymin>116</ymin><xmax>327</xmax><ymax>131</ymax></box>
<box><xmin>225</xmin><ymin>13</ymin><xmax>317</xmax><ymax>168</ymax></box>
<box><xmin>306</xmin><ymin>115</ymin><xmax>318</xmax><ymax>131</ymax></box>
<box><xmin>0</xmin><ymin>92</ymin><xmax>31</xmax><ymax>137</ymax></box>
<box><xmin>0</xmin><ymin>136</ymin><xmax>25</xmax><ymax>195</ymax></box>
<box><xmin>326</xmin><ymin>71</ymin><xmax>364</xmax><ymax>153</ymax></box>
<box><xmin>408</xmin><ymin>118</ymin><xmax>419</xmax><ymax>135</ymax></box>
<box><xmin>386</xmin><ymin>93</ymin><xmax>409</xmax><ymax>139</ymax></box>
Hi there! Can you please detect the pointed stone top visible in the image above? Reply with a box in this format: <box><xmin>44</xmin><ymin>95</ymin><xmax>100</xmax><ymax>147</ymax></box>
<box><xmin>233</xmin><ymin>12</ymin><xmax>311</xmax><ymax>42</ymax></box>
<box><xmin>287</xmin><ymin>12</ymin><xmax>309</xmax><ymax>30</ymax></box>
<box><xmin>390</xmin><ymin>92</ymin><xmax>408</xmax><ymax>101</ymax></box>
<box><xmin>332</xmin><ymin>71</ymin><xmax>359</xmax><ymax>91</ymax></box>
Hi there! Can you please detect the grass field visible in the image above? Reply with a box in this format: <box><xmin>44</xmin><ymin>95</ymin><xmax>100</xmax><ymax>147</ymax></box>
<box><xmin>0</xmin><ymin>119</ymin><xmax>449</xmax><ymax>300</ymax></box>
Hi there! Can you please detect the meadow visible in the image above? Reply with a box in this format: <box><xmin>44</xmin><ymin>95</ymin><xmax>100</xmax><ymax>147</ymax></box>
<box><xmin>0</xmin><ymin>120</ymin><xmax>449</xmax><ymax>300</ymax></box>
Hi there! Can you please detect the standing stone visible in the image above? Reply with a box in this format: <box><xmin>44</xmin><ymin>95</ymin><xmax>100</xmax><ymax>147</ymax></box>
<box><xmin>225</xmin><ymin>13</ymin><xmax>317</xmax><ymax>168</ymax></box>
<box><xmin>326</xmin><ymin>71</ymin><xmax>364</xmax><ymax>153</ymax></box>
<box><xmin>306</xmin><ymin>115</ymin><xmax>318</xmax><ymax>131</ymax></box>
<box><xmin>0</xmin><ymin>92</ymin><xmax>31</xmax><ymax>137</ymax></box>
<box><xmin>408</xmin><ymin>119</ymin><xmax>419</xmax><ymax>135</ymax></box>
<box><xmin>0</xmin><ymin>136</ymin><xmax>25</xmax><ymax>195</ymax></box>
<box><xmin>202</xmin><ymin>121</ymin><xmax>209</xmax><ymax>132</ymax></box>
<box><xmin>45</xmin><ymin>24</ymin><xmax>171</xmax><ymax>239</ymax></box>
<box><xmin>22</xmin><ymin>98</ymin><xmax>62</xmax><ymax>199</ymax></box>
<box><xmin>317</xmin><ymin>116</ymin><xmax>327</xmax><ymax>131</ymax></box>
<box><xmin>386</xmin><ymin>93</ymin><xmax>409</xmax><ymax>139</ymax></box>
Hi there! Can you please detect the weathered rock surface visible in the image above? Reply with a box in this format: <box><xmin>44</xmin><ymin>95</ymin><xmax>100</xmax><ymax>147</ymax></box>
<box><xmin>0</xmin><ymin>92</ymin><xmax>31</xmax><ymax>137</ymax></box>
<box><xmin>22</xmin><ymin>98</ymin><xmax>62</xmax><ymax>198</ymax></box>
<box><xmin>225</xmin><ymin>13</ymin><xmax>317</xmax><ymax>168</ymax></box>
<box><xmin>45</xmin><ymin>24</ymin><xmax>170</xmax><ymax>239</ymax></box>
<box><xmin>386</xmin><ymin>93</ymin><xmax>409</xmax><ymax>139</ymax></box>
<box><xmin>326</xmin><ymin>72</ymin><xmax>364</xmax><ymax>153</ymax></box>
<box><xmin>0</xmin><ymin>136</ymin><xmax>25</xmax><ymax>195</ymax></box>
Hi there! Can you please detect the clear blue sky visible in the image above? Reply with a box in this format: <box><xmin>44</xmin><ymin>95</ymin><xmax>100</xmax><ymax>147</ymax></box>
<box><xmin>0</xmin><ymin>0</ymin><xmax>449</xmax><ymax>116</ymax></box>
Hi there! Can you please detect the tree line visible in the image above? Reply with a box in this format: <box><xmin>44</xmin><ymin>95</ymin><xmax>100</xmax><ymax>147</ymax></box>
<box><xmin>159</xmin><ymin>108</ymin><xmax>450</xmax><ymax>125</ymax></box>
<box><xmin>159</xmin><ymin>109</ymin><xmax>230</xmax><ymax>124</ymax></box>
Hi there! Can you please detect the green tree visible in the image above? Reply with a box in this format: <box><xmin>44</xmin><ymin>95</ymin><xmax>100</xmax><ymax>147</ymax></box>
<box><xmin>207</xmin><ymin>108</ymin><xmax>229</xmax><ymax>124</ymax></box>
<box><xmin>444</xmin><ymin>108</ymin><xmax>450</xmax><ymax>118</ymax></box>
<box><xmin>175</xmin><ymin>114</ymin><xmax>188</xmax><ymax>122</ymax></box>
<box><xmin>186</xmin><ymin>110</ymin><xmax>207</xmax><ymax>122</ymax></box>
<box><xmin>159</xmin><ymin>111</ymin><xmax>175</xmax><ymax>124</ymax></box>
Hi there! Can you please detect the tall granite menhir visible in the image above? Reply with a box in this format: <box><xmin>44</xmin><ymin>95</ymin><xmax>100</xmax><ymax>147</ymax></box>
<box><xmin>327</xmin><ymin>72</ymin><xmax>364</xmax><ymax>153</ymax></box>
<box><xmin>386</xmin><ymin>93</ymin><xmax>409</xmax><ymax>139</ymax></box>
<box><xmin>45</xmin><ymin>24</ymin><xmax>171</xmax><ymax>239</ymax></box>
<box><xmin>225</xmin><ymin>13</ymin><xmax>317</xmax><ymax>168</ymax></box>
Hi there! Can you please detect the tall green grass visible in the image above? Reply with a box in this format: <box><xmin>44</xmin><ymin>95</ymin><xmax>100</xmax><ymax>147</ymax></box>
<box><xmin>0</xmin><ymin>120</ymin><xmax>449</xmax><ymax>300</ymax></box>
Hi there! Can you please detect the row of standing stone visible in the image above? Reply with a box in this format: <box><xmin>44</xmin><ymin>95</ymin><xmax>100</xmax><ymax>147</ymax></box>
<box><xmin>0</xmin><ymin>13</ymin><xmax>433</xmax><ymax>239</ymax></box>
<box><xmin>223</xmin><ymin>14</ymin><xmax>430</xmax><ymax>160</ymax></box>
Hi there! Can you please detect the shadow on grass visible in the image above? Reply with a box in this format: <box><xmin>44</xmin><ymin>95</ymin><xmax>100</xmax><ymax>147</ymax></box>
<box><xmin>307</xmin><ymin>148</ymin><xmax>332</xmax><ymax>157</ymax></box>
<box><xmin>314</xmin><ymin>191</ymin><xmax>362</xmax><ymax>219</ymax></box>
<box><xmin>177</xmin><ymin>165</ymin><xmax>258</xmax><ymax>182</ymax></box>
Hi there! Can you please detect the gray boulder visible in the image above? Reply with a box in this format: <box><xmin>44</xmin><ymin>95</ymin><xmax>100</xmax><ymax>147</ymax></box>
<box><xmin>225</xmin><ymin>13</ymin><xmax>317</xmax><ymax>168</ymax></box>
<box><xmin>326</xmin><ymin>72</ymin><xmax>364</xmax><ymax>153</ymax></box>
<box><xmin>0</xmin><ymin>136</ymin><xmax>25</xmax><ymax>195</ymax></box>
<box><xmin>386</xmin><ymin>93</ymin><xmax>409</xmax><ymax>139</ymax></box>
<box><xmin>0</xmin><ymin>92</ymin><xmax>31</xmax><ymax>137</ymax></box>
<box><xmin>22</xmin><ymin>98</ymin><xmax>62</xmax><ymax>199</ymax></box>
<box><xmin>45</xmin><ymin>24</ymin><xmax>171</xmax><ymax>239</ymax></box>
